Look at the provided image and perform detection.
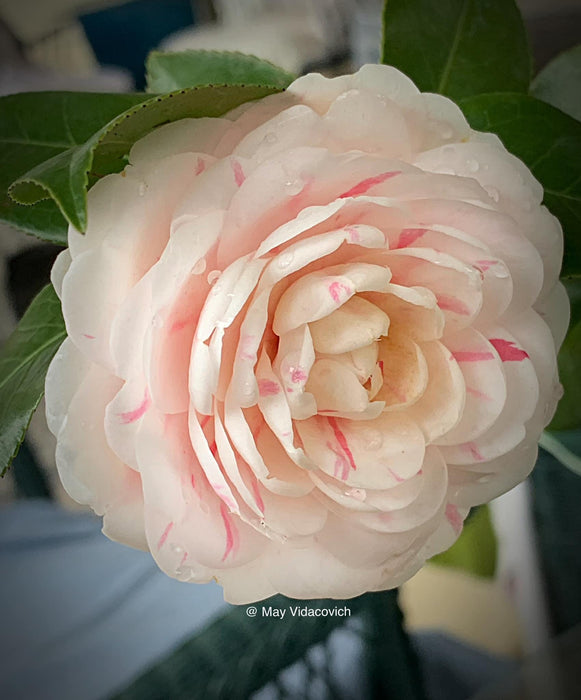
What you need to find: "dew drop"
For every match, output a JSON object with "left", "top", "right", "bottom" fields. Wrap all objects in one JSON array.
[
  {"left": 207, "top": 269, "right": 221, "bottom": 286},
  {"left": 264, "top": 132, "right": 277, "bottom": 144},
  {"left": 285, "top": 178, "right": 303, "bottom": 196},
  {"left": 363, "top": 429, "right": 383, "bottom": 450},
  {"left": 138, "top": 182, "right": 147, "bottom": 196},
  {"left": 345, "top": 488, "right": 367, "bottom": 501},
  {"left": 278, "top": 251, "right": 294, "bottom": 269},
  {"left": 440, "top": 126, "right": 454, "bottom": 140},
  {"left": 170, "top": 544, "right": 183, "bottom": 554},
  {"left": 467, "top": 159, "right": 479, "bottom": 173},
  {"left": 485, "top": 186, "right": 500, "bottom": 203},
  {"left": 192, "top": 258, "right": 206, "bottom": 275}
]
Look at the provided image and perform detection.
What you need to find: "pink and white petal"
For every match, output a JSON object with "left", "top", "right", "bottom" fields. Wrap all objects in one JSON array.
[
  {"left": 524, "top": 206, "right": 564, "bottom": 302},
  {"left": 272, "top": 324, "right": 317, "bottom": 420},
  {"left": 258, "top": 486, "right": 328, "bottom": 538},
  {"left": 417, "top": 92, "right": 471, "bottom": 149},
  {"left": 309, "top": 296, "right": 390, "bottom": 355},
  {"left": 254, "top": 426, "right": 315, "bottom": 497},
  {"left": 409, "top": 199, "right": 543, "bottom": 316},
  {"left": 45, "top": 338, "right": 92, "bottom": 437},
  {"left": 306, "top": 358, "right": 370, "bottom": 413},
  {"left": 385, "top": 248, "right": 483, "bottom": 332},
  {"left": 104, "top": 376, "right": 150, "bottom": 470},
  {"left": 233, "top": 104, "right": 326, "bottom": 162},
  {"left": 375, "top": 333, "right": 428, "bottom": 409},
  {"left": 297, "top": 413, "right": 425, "bottom": 489},
  {"left": 441, "top": 327, "right": 539, "bottom": 464},
  {"left": 438, "top": 328, "right": 507, "bottom": 444},
  {"left": 287, "top": 71, "right": 354, "bottom": 114},
  {"left": 370, "top": 283, "right": 445, "bottom": 341},
  {"left": 404, "top": 341, "right": 466, "bottom": 442},
  {"left": 255, "top": 350, "right": 315, "bottom": 470},
  {"left": 413, "top": 141, "right": 542, "bottom": 212},
  {"left": 273, "top": 262, "right": 391, "bottom": 335},
  {"left": 188, "top": 409, "right": 240, "bottom": 514},
  {"left": 348, "top": 447, "right": 448, "bottom": 533},
  {"left": 309, "top": 467, "right": 423, "bottom": 514},
  {"left": 324, "top": 88, "right": 412, "bottom": 158},
  {"left": 50, "top": 248, "right": 71, "bottom": 299},
  {"left": 110, "top": 274, "right": 152, "bottom": 380},
  {"left": 216, "top": 558, "right": 278, "bottom": 605},
  {"left": 128, "top": 117, "right": 232, "bottom": 164},
  {"left": 534, "top": 282, "right": 570, "bottom": 352},
  {"left": 449, "top": 438, "right": 539, "bottom": 508},
  {"left": 137, "top": 411, "right": 262, "bottom": 574},
  {"left": 101, "top": 468, "right": 148, "bottom": 551}
]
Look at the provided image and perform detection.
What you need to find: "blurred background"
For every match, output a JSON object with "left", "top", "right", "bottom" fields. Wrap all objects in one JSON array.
[{"left": 0, "top": 1, "right": 580, "bottom": 698}]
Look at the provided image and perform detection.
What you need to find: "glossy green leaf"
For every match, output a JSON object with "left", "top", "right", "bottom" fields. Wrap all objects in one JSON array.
[
  {"left": 460, "top": 93, "right": 581, "bottom": 277},
  {"left": 532, "top": 45, "right": 581, "bottom": 122},
  {"left": 0, "top": 91, "right": 153, "bottom": 244},
  {"left": 431, "top": 505, "right": 497, "bottom": 577},
  {"left": 381, "top": 0, "right": 531, "bottom": 100},
  {"left": 7, "top": 84, "right": 282, "bottom": 233},
  {"left": 550, "top": 277, "right": 581, "bottom": 431},
  {"left": 0, "top": 285, "right": 66, "bottom": 476},
  {"left": 146, "top": 50, "right": 294, "bottom": 93}
]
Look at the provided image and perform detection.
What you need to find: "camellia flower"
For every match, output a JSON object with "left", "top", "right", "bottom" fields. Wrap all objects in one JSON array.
[{"left": 46, "top": 64, "right": 568, "bottom": 603}]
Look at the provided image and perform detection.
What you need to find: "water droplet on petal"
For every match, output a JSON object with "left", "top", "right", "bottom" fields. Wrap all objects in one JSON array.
[
  {"left": 440, "top": 126, "right": 454, "bottom": 140},
  {"left": 170, "top": 544, "right": 183, "bottom": 554},
  {"left": 485, "top": 186, "right": 500, "bottom": 203},
  {"left": 345, "top": 488, "right": 367, "bottom": 501},
  {"left": 264, "top": 132, "right": 277, "bottom": 144},
  {"left": 285, "top": 178, "right": 303, "bottom": 196},
  {"left": 363, "top": 429, "right": 383, "bottom": 450},
  {"left": 467, "top": 159, "right": 479, "bottom": 173},
  {"left": 138, "top": 182, "right": 147, "bottom": 196},
  {"left": 207, "top": 269, "right": 221, "bottom": 286}
]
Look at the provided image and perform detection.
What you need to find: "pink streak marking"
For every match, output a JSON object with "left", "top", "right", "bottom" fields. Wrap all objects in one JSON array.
[
  {"left": 231, "top": 159, "right": 245, "bottom": 187},
  {"left": 82, "top": 333, "right": 96, "bottom": 340},
  {"left": 465, "top": 441, "right": 485, "bottom": 462},
  {"left": 119, "top": 389, "right": 150, "bottom": 425},
  {"left": 328, "top": 281, "right": 352, "bottom": 303},
  {"left": 290, "top": 367, "right": 308, "bottom": 384},
  {"left": 388, "top": 468, "right": 405, "bottom": 483},
  {"left": 238, "top": 334, "right": 256, "bottom": 361},
  {"left": 212, "top": 483, "right": 238, "bottom": 512},
  {"left": 446, "top": 504, "right": 463, "bottom": 535},
  {"left": 200, "top": 415, "right": 211, "bottom": 430},
  {"left": 258, "top": 378, "right": 280, "bottom": 397},
  {"left": 327, "top": 441, "right": 349, "bottom": 481},
  {"left": 378, "top": 360, "right": 384, "bottom": 377},
  {"left": 489, "top": 338, "right": 530, "bottom": 362},
  {"left": 467, "top": 386, "right": 492, "bottom": 401},
  {"left": 339, "top": 170, "right": 401, "bottom": 199},
  {"left": 328, "top": 417, "right": 357, "bottom": 472},
  {"left": 452, "top": 350, "right": 495, "bottom": 362},
  {"left": 436, "top": 294, "right": 471, "bottom": 316},
  {"left": 191, "top": 474, "right": 196, "bottom": 490},
  {"left": 346, "top": 226, "right": 360, "bottom": 243},
  {"left": 170, "top": 318, "right": 190, "bottom": 333},
  {"left": 397, "top": 228, "right": 427, "bottom": 249},
  {"left": 157, "top": 522, "right": 173, "bottom": 551},
  {"left": 251, "top": 480, "right": 265, "bottom": 514},
  {"left": 209, "top": 441, "right": 218, "bottom": 459},
  {"left": 179, "top": 551, "right": 188, "bottom": 567},
  {"left": 195, "top": 157, "right": 206, "bottom": 175},
  {"left": 474, "top": 259, "right": 498, "bottom": 273},
  {"left": 220, "top": 503, "right": 237, "bottom": 561}
]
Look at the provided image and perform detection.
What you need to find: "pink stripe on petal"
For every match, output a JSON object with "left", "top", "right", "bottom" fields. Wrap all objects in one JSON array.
[
  {"left": 466, "top": 386, "right": 492, "bottom": 401},
  {"left": 119, "top": 389, "right": 150, "bottom": 424},
  {"left": 388, "top": 468, "right": 405, "bottom": 483},
  {"left": 474, "top": 259, "right": 498, "bottom": 273},
  {"left": 251, "top": 480, "right": 265, "bottom": 514},
  {"left": 489, "top": 338, "right": 530, "bottom": 362},
  {"left": 231, "top": 159, "right": 245, "bottom": 187},
  {"left": 446, "top": 504, "right": 463, "bottom": 535},
  {"left": 290, "top": 367, "right": 308, "bottom": 384},
  {"left": 339, "top": 171, "right": 401, "bottom": 198},
  {"left": 195, "top": 157, "right": 206, "bottom": 175},
  {"left": 220, "top": 503, "right": 238, "bottom": 561},
  {"left": 328, "top": 281, "right": 352, "bottom": 303},
  {"left": 346, "top": 226, "right": 361, "bottom": 243},
  {"left": 82, "top": 333, "right": 96, "bottom": 340},
  {"left": 258, "top": 379, "right": 280, "bottom": 397},
  {"left": 436, "top": 294, "right": 471, "bottom": 315},
  {"left": 328, "top": 417, "right": 357, "bottom": 471},
  {"left": 157, "top": 522, "right": 173, "bottom": 550},
  {"left": 396, "top": 228, "right": 427, "bottom": 248},
  {"left": 465, "top": 441, "right": 485, "bottom": 462},
  {"left": 452, "top": 350, "right": 495, "bottom": 362}
]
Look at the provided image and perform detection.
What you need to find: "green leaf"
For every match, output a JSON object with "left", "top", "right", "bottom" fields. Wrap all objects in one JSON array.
[
  {"left": 381, "top": 0, "right": 531, "bottom": 100},
  {"left": 550, "top": 277, "right": 581, "bottom": 431},
  {"left": 0, "top": 284, "right": 66, "bottom": 476},
  {"left": 431, "top": 505, "right": 497, "bottom": 577},
  {"left": 146, "top": 50, "right": 294, "bottom": 93},
  {"left": 460, "top": 93, "right": 581, "bottom": 277},
  {"left": 6, "top": 84, "right": 282, "bottom": 234},
  {"left": 532, "top": 45, "right": 581, "bottom": 122},
  {"left": 0, "top": 91, "right": 154, "bottom": 244}
]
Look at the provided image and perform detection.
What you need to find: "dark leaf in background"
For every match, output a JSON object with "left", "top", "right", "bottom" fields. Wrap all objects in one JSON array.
[
  {"left": 381, "top": 0, "right": 531, "bottom": 100},
  {"left": 532, "top": 44, "right": 581, "bottom": 122}
]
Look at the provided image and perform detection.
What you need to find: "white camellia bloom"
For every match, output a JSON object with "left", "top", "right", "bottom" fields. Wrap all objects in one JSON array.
[{"left": 46, "top": 64, "right": 568, "bottom": 603}]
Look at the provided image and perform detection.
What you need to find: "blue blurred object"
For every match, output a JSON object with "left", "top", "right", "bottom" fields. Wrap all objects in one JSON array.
[{"left": 79, "top": 0, "right": 196, "bottom": 89}]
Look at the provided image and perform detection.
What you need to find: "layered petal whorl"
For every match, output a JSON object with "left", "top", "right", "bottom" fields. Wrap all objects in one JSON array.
[{"left": 46, "top": 64, "right": 568, "bottom": 603}]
